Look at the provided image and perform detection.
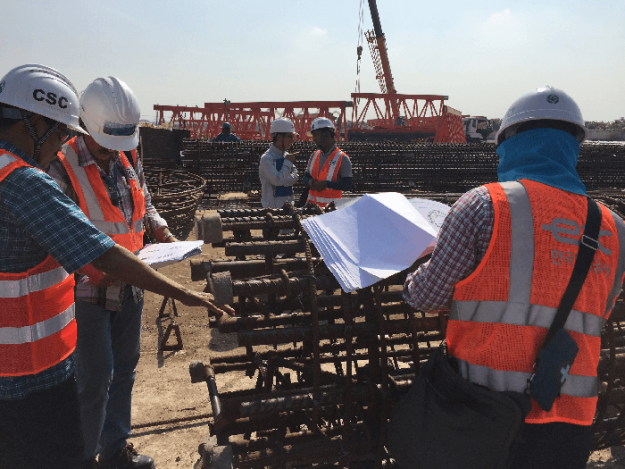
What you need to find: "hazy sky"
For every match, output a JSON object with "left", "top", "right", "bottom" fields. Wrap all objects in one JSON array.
[{"left": 2, "top": 0, "right": 624, "bottom": 122}]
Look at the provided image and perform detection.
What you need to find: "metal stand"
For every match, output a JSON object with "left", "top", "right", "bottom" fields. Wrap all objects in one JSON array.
[{"left": 159, "top": 296, "right": 183, "bottom": 351}]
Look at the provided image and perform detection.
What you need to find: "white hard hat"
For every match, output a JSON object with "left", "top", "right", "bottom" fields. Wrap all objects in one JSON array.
[
  {"left": 496, "top": 86, "right": 586, "bottom": 146},
  {"left": 0, "top": 64, "right": 86, "bottom": 133},
  {"left": 80, "top": 77, "right": 140, "bottom": 151},
  {"left": 270, "top": 118, "right": 296, "bottom": 135},
  {"left": 310, "top": 117, "right": 335, "bottom": 133}
]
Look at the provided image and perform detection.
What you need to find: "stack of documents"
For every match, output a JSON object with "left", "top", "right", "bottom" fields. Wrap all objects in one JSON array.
[
  {"left": 302, "top": 193, "right": 451, "bottom": 292},
  {"left": 137, "top": 240, "right": 204, "bottom": 270}
]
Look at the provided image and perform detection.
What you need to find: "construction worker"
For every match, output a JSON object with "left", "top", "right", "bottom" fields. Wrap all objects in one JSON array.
[
  {"left": 210, "top": 121, "right": 241, "bottom": 142},
  {"left": 303, "top": 117, "right": 352, "bottom": 208},
  {"left": 0, "top": 64, "right": 230, "bottom": 469},
  {"left": 47, "top": 77, "right": 175, "bottom": 469},
  {"left": 259, "top": 117, "right": 298, "bottom": 209},
  {"left": 403, "top": 86, "right": 625, "bottom": 469}
]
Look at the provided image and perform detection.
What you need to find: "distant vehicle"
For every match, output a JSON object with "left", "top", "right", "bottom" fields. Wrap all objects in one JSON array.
[{"left": 463, "top": 116, "right": 493, "bottom": 143}]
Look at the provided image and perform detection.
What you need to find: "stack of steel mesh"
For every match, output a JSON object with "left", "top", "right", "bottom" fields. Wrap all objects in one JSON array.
[
  {"left": 181, "top": 140, "right": 625, "bottom": 195},
  {"left": 189, "top": 194, "right": 625, "bottom": 468}
]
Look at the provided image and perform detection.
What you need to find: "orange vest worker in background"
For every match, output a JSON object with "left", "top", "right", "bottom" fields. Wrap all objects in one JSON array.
[{"left": 303, "top": 117, "right": 352, "bottom": 208}]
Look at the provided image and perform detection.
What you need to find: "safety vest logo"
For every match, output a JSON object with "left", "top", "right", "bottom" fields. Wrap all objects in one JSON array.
[
  {"left": 125, "top": 167, "right": 138, "bottom": 181},
  {"left": 541, "top": 217, "right": 612, "bottom": 255},
  {"left": 546, "top": 94, "right": 560, "bottom": 104}
]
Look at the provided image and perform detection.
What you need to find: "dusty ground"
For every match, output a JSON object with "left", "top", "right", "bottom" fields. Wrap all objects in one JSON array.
[{"left": 127, "top": 209, "right": 625, "bottom": 469}]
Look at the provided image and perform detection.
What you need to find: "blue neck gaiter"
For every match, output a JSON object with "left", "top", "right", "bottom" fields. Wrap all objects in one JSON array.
[{"left": 496, "top": 128, "right": 586, "bottom": 196}]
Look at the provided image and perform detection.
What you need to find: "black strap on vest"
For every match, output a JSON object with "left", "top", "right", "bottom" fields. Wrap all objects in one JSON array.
[
  {"left": 542, "top": 197, "right": 602, "bottom": 347},
  {"left": 123, "top": 150, "right": 137, "bottom": 168}
]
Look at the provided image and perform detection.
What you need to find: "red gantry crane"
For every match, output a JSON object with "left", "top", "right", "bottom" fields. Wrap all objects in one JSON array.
[{"left": 154, "top": 1, "right": 465, "bottom": 143}]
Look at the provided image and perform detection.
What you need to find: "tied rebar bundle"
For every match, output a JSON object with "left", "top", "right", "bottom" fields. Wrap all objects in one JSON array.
[
  {"left": 142, "top": 165, "right": 206, "bottom": 234},
  {"left": 180, "top": 140, "right": 625, "bottom": 195},
  {"left": 189, "top": 193, "right": 625, "bottom": 469}
]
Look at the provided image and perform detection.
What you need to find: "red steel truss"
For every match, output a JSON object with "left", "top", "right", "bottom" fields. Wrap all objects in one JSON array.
[
  {"left": 349, "top": 93, "right": 466, "bottom": 143},
  {"left": 154, "top": 95, "right": 465, "bottom": 143},
  {"left": 154, "top": 101, "right": 351, "bottom": 141}
]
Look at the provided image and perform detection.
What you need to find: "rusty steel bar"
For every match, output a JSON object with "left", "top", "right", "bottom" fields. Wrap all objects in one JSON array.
[
  {"left": 225, "top": 240, "right": 307, "bottom": 256},
  {"left": 191, "top": 258, "right": 321, "bottom": 281},
  {"left": 211, "top": 233, "right": 301, "bottom": 248},
  {"left": 211, "top": 342, "right": 440, "bottom": 374},
  {"left": 228, "top": 424, "right": 352, "bottom": 454},
  {"left": 237, "top": 317, "right": 441, "bottom": 347},
  {"left": 215, "top": 301, "right": 416, "bottom": 333},
  {"left": 225, "top": 383, "right": 372, "bottom": 420},
  {"left": 230, "top": 274, "right": 338, "bottom": 297},
  {"left": 209, "top": 329, "right": 443, "bottom": 366}
]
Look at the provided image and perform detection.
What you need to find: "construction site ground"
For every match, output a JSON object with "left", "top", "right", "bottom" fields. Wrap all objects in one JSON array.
[{"left": 129, "top": 203, "right": 625, "bottom": 469}]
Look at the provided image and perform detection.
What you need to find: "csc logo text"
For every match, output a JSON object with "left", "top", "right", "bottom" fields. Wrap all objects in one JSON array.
[{"left": 32, "top": 89, "right": 68, "bottom": 109}]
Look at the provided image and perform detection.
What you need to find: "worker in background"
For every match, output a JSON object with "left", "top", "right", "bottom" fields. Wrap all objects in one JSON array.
[
  {"left": 0, "top": 64, "right": 230, "bottom": 469},
  {"left": 48, "top": 77, "right": 175, "bottom": 469},
  {"left": 210, "top": 121, "right": 241, "bottom": 142},
  {"left": 259, "top": 117, "right": 298, "bottom": 209},
  {"left": 402, "top": 86, "right": 625, "bottom": 469},
  {"left": 302, "top": 117, "right": 352, "bottom": 208}
]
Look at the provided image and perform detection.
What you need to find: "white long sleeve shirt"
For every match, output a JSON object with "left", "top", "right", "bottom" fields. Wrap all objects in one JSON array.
[{"left": 259, "top": 143, "right": 299, "bottom": 208}]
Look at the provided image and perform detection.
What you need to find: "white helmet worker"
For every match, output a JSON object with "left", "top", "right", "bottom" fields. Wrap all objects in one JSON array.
[
  {"left": 0, "top": 64, "right": 87, "bottom": 160},
  {"left": 270, "top": 118, "right": 296, "bottom": 136},
  {"left": 80, "top": 77, "right": 140, "bottom": 152},
  {"left": 496, "top": 86, "right": 586, "bottom": 146},
  {"left": 309, "top": 117, "right": 335, "bottom": 135}
]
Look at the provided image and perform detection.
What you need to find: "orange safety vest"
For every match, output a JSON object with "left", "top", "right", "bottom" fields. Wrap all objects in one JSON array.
[
  {"left": 306, "top": 147, "right": 348, "bottom": 208},
  {"left": 0, "top": 149, "right": 76, "bottom": 376},
  {"left": 58, "top": 137, "right": 145, "bottom": 253},
  {"left": 448, "top": 180, "right": 625, "bottom": 426}
]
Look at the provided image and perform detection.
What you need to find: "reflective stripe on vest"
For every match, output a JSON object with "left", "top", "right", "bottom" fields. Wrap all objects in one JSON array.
[
  {"left": 0, "top": 149, "right": 77, "bottom": 376},
  {"left": 0, "top": 265, "right": 70, "bottom": 298},
  {"left": 59, "top": 139, "right": 145, "bottom": 252},
  {"left": 0, "top": 153, "right": 16, "bottom": 170},
  {"left": 0, "top": 151, "right": 30, "bottom": 180},
  {"left": 307, "top": 148, "right": 345, "bottom": 207},
  {"left": 455, "top": 359, "right": 598, "bottom": 398},
  {"left": 450, "top": 301, "right": 605, "bottom": 337},
  {"left": 0, "top": 303, "right": 74, "bottom": 345},
  {"left": 448, "top": 180, "right": 623, "bottom": 425}
]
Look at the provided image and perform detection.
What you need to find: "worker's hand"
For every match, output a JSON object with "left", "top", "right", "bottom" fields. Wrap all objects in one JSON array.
[
  {"left": 312, "top": 180, "right": 328, "bottom": 191},
  {"left": 179, "top": 289, "right": 235, "bottom": 316},
  {"left": 285, "top": 153, "right": 297, "bottom": 164},
  {"left": 159, "top": 229, "right": 179, "bottom": 243}
]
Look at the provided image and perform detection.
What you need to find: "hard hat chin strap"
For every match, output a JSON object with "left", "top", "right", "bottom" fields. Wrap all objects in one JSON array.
[{"left": 20, "top": 110, "right": 59, "bottom": 164}]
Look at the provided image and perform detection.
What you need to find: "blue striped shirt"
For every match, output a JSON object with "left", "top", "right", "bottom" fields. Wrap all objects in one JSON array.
[{"left": 0, "top": 139, "right": 116, "bottom": 399}]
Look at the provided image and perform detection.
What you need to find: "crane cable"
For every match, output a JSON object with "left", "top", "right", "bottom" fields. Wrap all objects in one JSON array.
[{"left": 355, "top": 0, "right": 366, "bottom": 106}]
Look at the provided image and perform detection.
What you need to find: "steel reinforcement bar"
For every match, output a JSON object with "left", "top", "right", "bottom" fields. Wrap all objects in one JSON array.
[
  {"left": 189, "top": 190, "right": 625, "bottom": 469},
  {"left": 180, "top": 140, "right": 625, "bottom": 195}
]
